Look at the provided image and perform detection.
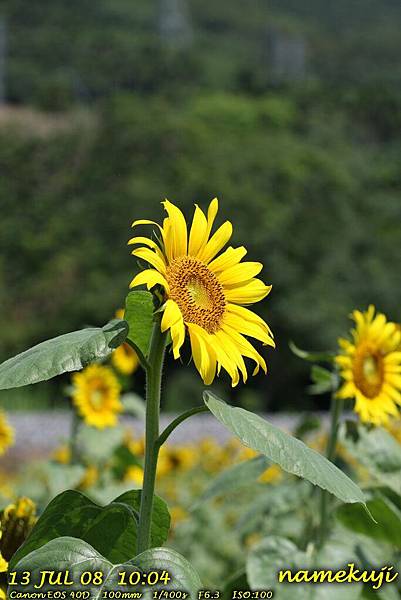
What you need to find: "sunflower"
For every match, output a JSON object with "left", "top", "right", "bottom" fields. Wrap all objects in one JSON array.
[
  {"left": 72, "top": 364, "right": 122, "bottom": 429},
  {"left": 129, "top": 198, "right": 274, "bottom": 386},
  {"left": 125, "top": 465, "right": 144, "bottom": 486},
  {"left": 0, "top": 412, "right": 14, "bottom": 457},
  {"left": 335, "top": 305, "right": 401, "bottom": 426},
  {"left": 111, "top": 309, "right": 140, "bottom": 375}
]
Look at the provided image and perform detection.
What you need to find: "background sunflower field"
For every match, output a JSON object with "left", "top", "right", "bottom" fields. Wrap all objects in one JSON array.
[{"left": 1, "top": 1, "right": 401, "bottom": 596}]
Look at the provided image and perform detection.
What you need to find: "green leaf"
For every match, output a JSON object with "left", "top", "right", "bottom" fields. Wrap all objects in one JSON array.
[
  {"left": 78, "top": 423, "right": 125, "bottom": 461},
  {"left": 10, "top": 537, "right": 114, "bottom": 598},
  {"left": 340, "top": 425, "right": 401, "bottom": 495},
  {"left": 247, "top": 536, "right": 362, "bottom": 600},
  {"left": 289, "top": 341, "right": 334, "bottom": 363},
  {"left": 114, "top": 490, "right": 171, "bottom": 548},
  {"left": 204, "top": 392, "right": 366, "bottom": 507},
  {"left": 132, "top": 547, "right": 202, "bottom": 599},
  {"left": 353, "top": 426, "right": 401, "bottom": 472},
  {"left": 9, "top": 489, "right": 139, "bottom": 569},
  {"left": 236, "top": 480, "right": 311, "bottom": 536},
  {"left": 10, "top": 489, "right": 171, "bottom": 571},
  {"left": 11, "top": 538, "right": 202, "bottom": 599},
  {"left": 337, "top": 493, "right": 401, "bottom": 546},
  {"left": 124, "top": 290, "right": 154, "bottom": 361},
  {"left": 194, "top": 455, "right": 271, "bottom": 507},
  {"left": 247, "top": 537, "right": 310, "bottom": 599},
  {"left": 308, "top": 365, "right": 339, "bottom": 395},
  {"left": 222, "top": 571, "right": 250, "bottom": 600},
  {"left": 0, "top": 319, "right": 128, "bottom": 390}
]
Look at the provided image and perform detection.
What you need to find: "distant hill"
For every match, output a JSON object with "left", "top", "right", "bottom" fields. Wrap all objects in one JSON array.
[{"left": 3, "top": 0, "right": 401, "bottom": 108}]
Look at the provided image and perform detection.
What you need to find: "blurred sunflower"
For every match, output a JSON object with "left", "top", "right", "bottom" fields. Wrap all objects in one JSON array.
[
  {"left": 1, "top": 497, "right": 36, "bottom": 561},
  {"left": 125, "top": 465, "right": 144, "bottom": 486},
  {"left": 129, "top": 198, "right": 274, "bottom": 386},
  {"left": 52, "top": 444, "right": 71, "bottom": 464},
  {"left": 78, "top": 465, "right": 99, "bottom": 490},
  {"left": 111, "top": 309, "right": 140, "bottom": 375},
  {"left": 72, "top": 364, "right": 122, "bottom": 429},
  {"left": 335, "top": 306, "right": 401, "bottom": 425},
  {"left": 0, "top": 412, "right": 14, "bottom": 456}
]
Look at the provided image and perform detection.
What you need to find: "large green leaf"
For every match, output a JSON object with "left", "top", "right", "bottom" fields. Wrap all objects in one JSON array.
[
  {"left": 204, "top": 392, "right": 366, "bottom": 506},
  {"left": 9, "top": 490, "right": 139, "bottom": 568},
  {"left": 10, "top": 489, "right": 170, "bottom": 570},
  {"left": 194, "top": 455, "right": 270, "bottom": 507},
  {"left": 247, "top": 537, "right": 310, "bottom": 600},
  {"left": 340, "top": 425, "right": 401, "bottom": 495},
  {"left": 337, "top": 493, "right": 401, "bottom": 547},
  {"left": 0, "top": 319, "right": 128, "bottom": 390},
  {"left": 247, "top": 536, "right": 362, "bottom": 600},
  {"left": 124, "top": 290, "right": 154, "bottom": 361},
  {"left": 341, "top": 425, "right": 401, "bottom": 473},
  {"left": 114, "top": 490, "right": 171, "bottom": 548},
  {"left": 133, "top": 547, "right": 202, "bottom": 598},
  {"left": 10, "top": 537, "right": 201, "bottom": 599},
  {"left": 78, "top": 423, "right": 125, "bottom": 461},
  {"left": 10, "top": 537, "right": 115, "bottom": 599}
]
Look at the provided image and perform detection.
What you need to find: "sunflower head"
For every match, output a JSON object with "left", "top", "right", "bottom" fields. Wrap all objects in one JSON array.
[
  {"left": 72, "top": 364, "right": 122, "bottom": 429},
  {"left": 78, "top": 465, "right": 99, "bottom": 490},
  {"left": 125, "top": 465, "right": 144, "bottom": 486},
  {"left": 129, "top": 198, "right": 274, "bottom": 386},
  {"left": 1, "top": 497, "right": 37, "bottom": 561},
  {"left": 52, "top": 444, "right": 71, "bottom": 465},
  {"left": 0, "top": 412, "right": 14, "bottom": 457},
  {"left": 335, "top": 305, "right": 401, "bottom": 426}
]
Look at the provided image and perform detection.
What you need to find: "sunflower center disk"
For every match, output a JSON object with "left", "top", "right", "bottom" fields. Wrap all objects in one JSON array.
[
  {"left": 89, "top": 380, "right": 107, "bottom": 409},
  {"left": 166, "top": 257, "right": 226, "bottom": 334},
  {"left": 353, "top": 345, "right": 384, "bottom": 398}
]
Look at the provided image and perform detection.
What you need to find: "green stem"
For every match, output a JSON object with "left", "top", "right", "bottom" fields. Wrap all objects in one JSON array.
[
  {"left": 318, "top": 396, "right": 343, "bottom": 547},
  {"left": 136, "top": 315, "right": 167, "bottom": 554},
  {"left": 157, "top": 406, "right": 209, "bottom": 448}
]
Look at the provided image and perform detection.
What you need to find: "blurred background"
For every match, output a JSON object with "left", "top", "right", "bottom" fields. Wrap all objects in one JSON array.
[{"left": 1, "top": 0, "right": 401, "bottom": 414}]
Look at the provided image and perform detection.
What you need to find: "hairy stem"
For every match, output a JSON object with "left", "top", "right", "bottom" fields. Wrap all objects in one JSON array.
[
  {"left": 136, "top": 315, "right": 167, "bottom": 554},
  {"left": 318, "top": 396, "right": 343, "bottom": 547}
]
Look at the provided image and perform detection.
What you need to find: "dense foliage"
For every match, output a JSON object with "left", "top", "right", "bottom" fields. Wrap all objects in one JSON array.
[{"left": 1, "top": 0, "right": 401, "bottom": 410}]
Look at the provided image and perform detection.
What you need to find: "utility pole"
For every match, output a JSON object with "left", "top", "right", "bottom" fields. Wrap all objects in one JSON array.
[{"left": 158, "top": 0, "right": 192, "bottom": 49}]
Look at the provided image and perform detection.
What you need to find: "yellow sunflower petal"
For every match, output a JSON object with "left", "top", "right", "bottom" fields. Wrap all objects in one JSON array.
[
  {"left": 171, "top": 318, "right": 186, "bottom": 359},
  {"left": 131, "top": 219, "right": 163, "bottom": 231},
  {"left": 224, "top": 279, "right": 272, "bottom": 305},
  {"left": 162, "top": 199, "right": 188, "bottom": 259},
  {"left": 129, "top": 269, "right": 170, "bottom": 292},
  {"left": 208, "top": 246, "right": 247, "bottom": 273},
  {"left": 187, "top": 323, "right": 217, "bottom": 385},
  {"left": 205, "top": 197, "right": 219, "bottom": 238},
  {"left": 131, "top": 247, "right": 167, "bottom": 275},
  {"left": 223, "top": 312, "right": 275, "bottom": 347},
  {"left": 218, "top": 261, "right": 263, "bottom": 287},
  {"left": 197, "top": 221, "right": 233, "bottom": 263},
  {"left": 128, "top": 236, "right": 162, "bottom": 251},
  {"left": 221, "top": 324, "right": 267, "bottom": 375},
  {"left": 161, "top": 299, "right": 183, "bottom": 332},
  {"left": 226, "top": 303, "right": 273, "bottom": 337},
  {"left": 215, "top": 330, "right": 248, "bottom": 383},
  {"left": 188, "top": 204, "right": 208, "bottom": 256}
]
